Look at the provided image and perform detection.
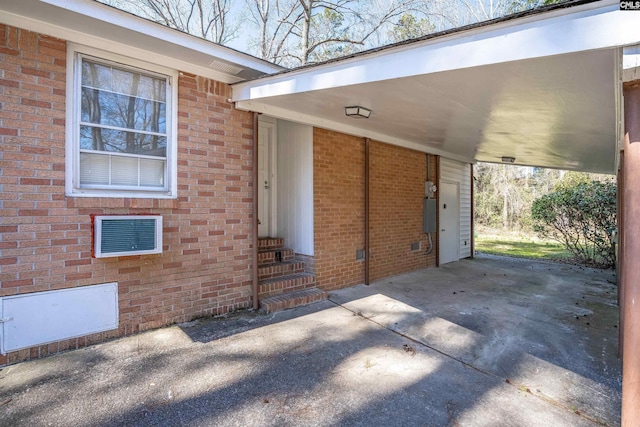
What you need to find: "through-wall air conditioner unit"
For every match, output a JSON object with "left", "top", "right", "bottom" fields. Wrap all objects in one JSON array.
[{"left": 93, "top": 215, "right": 163, "bottom": 258}]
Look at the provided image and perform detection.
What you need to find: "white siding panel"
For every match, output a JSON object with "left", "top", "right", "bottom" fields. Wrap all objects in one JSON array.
[
  {"left": 440, "top": 158, "right": 472, "bottom": 259},
  {"left": 276, "top": 120, "right": 314, "bottom": 255}
]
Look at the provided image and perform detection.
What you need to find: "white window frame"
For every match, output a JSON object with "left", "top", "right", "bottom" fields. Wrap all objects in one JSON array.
[
  {"left": 93, "top": 215, "right": 163, "bottom": 258},
  {"left": 65, "top": 44, "right": 178, "bottom": 198}
]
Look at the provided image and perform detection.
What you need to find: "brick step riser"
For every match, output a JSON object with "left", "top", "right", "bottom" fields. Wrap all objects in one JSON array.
[
  {"left": 258, "top": 238, "right": 284, "bottom": 250},
  {"left": 258, "top": 249, "right": 294, "bottom": 266},
  {"left": 258, "top": 282, "right": 316, "bottom": 299},
  {"left": 258, "top": 263, "right": 305, "bottom": 281},
  {"left": 260, "top": 288, "right": 327, "bottom": 314},
  {"left": 258, "top": 276, "right": 316, "bottom": 298}
]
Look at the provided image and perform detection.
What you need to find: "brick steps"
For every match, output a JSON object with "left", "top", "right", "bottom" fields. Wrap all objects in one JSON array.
[
  {"left": 260, "top": 287, "right": 327, "bottom": 314},
  {"left": 257, "top": 237, "right": 322, "bottom": 313},
  {"left": 258, "top": 260, "right": 305, "bottom": 280},
  {"left": 259, "top": 272, "right": 316, "bottom": 298}
]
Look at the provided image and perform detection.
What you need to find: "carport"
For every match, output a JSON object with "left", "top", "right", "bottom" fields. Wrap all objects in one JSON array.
[
  {"left": 0, "top": 255, "right": 621, "bottom": 426},
  {"left": 231, "top": 0, "right": 640, "bottom": 423}
]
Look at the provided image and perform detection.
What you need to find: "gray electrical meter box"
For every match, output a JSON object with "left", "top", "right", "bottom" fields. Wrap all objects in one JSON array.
[{"left": 423, "top": 198, "right": 437, "bottom": 233}]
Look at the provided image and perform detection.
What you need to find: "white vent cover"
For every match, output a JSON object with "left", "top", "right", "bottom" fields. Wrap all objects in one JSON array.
[
  {"left": 208, "top": 59, "right": 243, "bottom": 75},
  {"left": 94, "top": 215, "right": 163, "bottom": 258},
  {"left": 0, "top": 283, "right": 118, "bottom": 354}
]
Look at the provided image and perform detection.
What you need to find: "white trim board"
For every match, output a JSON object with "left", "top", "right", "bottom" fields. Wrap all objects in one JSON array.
[
  {"left": 0, "top": 0, "right": 283, "bottom": 84},
  {"left": 233, "top": 1, "right": 637, "bottom": 100}
]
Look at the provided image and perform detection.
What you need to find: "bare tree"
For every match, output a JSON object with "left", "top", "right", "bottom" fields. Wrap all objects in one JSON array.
[
  {"left": 246, "top": 0, "right": 420, "bottom": 66},
  {"left": 417, "top": 0, "right": 549, "bottom": 33},
  {"left": 474, "top": 163, "right": 538, "bottom": 231},
  {"left": 101, "top": 0, "right": 551, "bottom": 66},
  {"left": 102, "top": 0, "right": 238, "bottom": 44},
  {"left": 387, "top": 12, "right": 435, "bottom": 43},
  {"left": 245, "top": 0, "right": 300, "bottom": 64}
]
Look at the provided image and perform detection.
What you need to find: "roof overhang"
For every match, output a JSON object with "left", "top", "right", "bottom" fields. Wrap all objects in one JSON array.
[
  {"left": 233, "top": 0, "right": 640, "bottom": 173},
  {"left": 0, "top": 0, "right": 284, "bottom": 84}
]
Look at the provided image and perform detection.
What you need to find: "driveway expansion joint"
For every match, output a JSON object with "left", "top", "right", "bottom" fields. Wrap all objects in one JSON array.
[{"left": 327, "top": 294, "right": 612, "bottom": 426}]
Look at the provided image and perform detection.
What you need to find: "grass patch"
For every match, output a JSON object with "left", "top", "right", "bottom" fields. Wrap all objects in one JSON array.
[{"left": 475, "top": 232, "right": 571, "bottom": 261}]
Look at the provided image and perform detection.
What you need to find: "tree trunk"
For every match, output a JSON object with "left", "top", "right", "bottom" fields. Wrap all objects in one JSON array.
[
  {"left": 125, "top": 74, "right": 140, "bottom": 153},
  {"left": 87, "top": 63, "right": 103, "bottom": 151},
  {"left": 300, "top": 0, "right": 311, "bottom": 64},
  {"left": 260, "top": 0, "right": 268, "bottom": 59},
  {"left": 502, "top": 165, "right": 508, "bottom": 229}
]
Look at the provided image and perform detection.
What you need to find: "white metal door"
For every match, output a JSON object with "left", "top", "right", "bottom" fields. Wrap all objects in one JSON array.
[
  {"left": 439, "top": 181, "right": 460, "bottom": 265},
  {"left": 258, "top": 121, "right": 276, "bottom": 237}
]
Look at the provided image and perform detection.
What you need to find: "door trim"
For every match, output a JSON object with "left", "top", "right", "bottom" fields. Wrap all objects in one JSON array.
[
  {"left": 438, "top": 179, "right": 460, "bottom": 265},
  {"left": 258, "top": 117, "right": 278, "bottom": 237}
]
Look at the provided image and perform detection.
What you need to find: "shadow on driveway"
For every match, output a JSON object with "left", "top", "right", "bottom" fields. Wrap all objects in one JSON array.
[{"left": 0, "top": 255, "right": 620, "bottom": 426}]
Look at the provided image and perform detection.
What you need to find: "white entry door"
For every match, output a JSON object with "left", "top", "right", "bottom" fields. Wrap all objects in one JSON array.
[
  {"left": 258, "top": 120, "right": 276, "bottom": 237},
  {"left": 439, "top": 181, "right": 459, "bottom": 265}
]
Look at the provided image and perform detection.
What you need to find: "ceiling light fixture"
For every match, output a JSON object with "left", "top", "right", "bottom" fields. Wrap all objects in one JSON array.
[
  {"left": 345, "top": 106, "right": 372, "bottom": 119},
  {"left": 501, "top": 156, "right": 516, "bottom": 163}
]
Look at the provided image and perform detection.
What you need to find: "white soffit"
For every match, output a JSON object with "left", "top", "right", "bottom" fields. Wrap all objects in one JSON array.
[
  {"left": 233, "top": 0, "right": 637, "bottom": 173},
  {"left": 0, "top": 0, "right": 284, "bottom": 83}
]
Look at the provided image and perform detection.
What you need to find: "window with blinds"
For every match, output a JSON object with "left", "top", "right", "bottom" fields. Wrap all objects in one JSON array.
[{"left": 67, "top": 47, "right": 176, "bottom": 198}]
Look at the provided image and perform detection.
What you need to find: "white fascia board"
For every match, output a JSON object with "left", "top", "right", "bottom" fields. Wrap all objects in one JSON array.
[
  {"left": 236, "top": 100, "right": 474, "bottom": 164},
  {"left": 0, "top": 10, "right": 241, "bottom": 84},
  {"left": 233, "top": 1, "right": 638, "bottom": 101},
  {"left": 39, "top": 0, "right": 283, "bottom": 75},
  {"left": 0, "top": 0, "right": 283, "bottom": 83}
]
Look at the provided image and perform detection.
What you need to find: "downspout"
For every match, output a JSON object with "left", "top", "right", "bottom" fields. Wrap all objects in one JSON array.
[
  {"left": 365, "top": 138, "right": 370, "bottom": 286},
  {"left": 252, "top": 112, "right": 259, "bottom": 310},
  {"left": 436, "top": 156, "right": 441, "bottom": 267},
  {"left": 425, "top": 154, "right": 434, "bottom": 256}
]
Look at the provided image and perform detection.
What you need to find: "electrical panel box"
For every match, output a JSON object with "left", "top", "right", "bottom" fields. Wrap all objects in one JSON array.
[{"left": 423, "top": 198, "right": 437, "bottom": 233}]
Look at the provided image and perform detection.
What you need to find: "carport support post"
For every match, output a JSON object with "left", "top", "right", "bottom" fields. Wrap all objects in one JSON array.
[
  {"left": 618, "top": 150, "right": 625, "bottom": 357},
  {"left": 621, "top": 81, "right": 640, "bottom": 426}
]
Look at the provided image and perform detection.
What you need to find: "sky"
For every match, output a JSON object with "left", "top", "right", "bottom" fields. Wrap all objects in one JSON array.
[{"left": 99, "top": 0, "right": 555, "bottom": 65}]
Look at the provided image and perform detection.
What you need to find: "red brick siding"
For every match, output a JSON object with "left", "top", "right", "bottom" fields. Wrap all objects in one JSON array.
[
  {"left": 313, "top": 130, "right": 437, "bottom": 290},
  {"left": 313, "top": 129, "right": 365, "bottom": 290},
  {"left": 0, "top": 25, "right": 255, "bottom": 365},
  {"left": 369, "top": 141, "right": 437, "bottom": 281}
]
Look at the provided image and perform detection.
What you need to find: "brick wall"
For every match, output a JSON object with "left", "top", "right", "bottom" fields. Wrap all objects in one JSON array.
[
  {"left": 313, "top": 128, "right": 365, "bottom": 290},
  {"left": 369, "top": 141, "right": 437, "bottom": 281},
  {"left": 0, "top": 25, "right": 255, "bottom": 365},
  {"left": 313, "top": 130, "right": 438, "bottom": 291}
]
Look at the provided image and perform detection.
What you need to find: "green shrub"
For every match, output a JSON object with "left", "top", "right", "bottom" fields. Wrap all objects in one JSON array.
[{"left": 531, "top": 179, "right": 616, "bottom": 268}]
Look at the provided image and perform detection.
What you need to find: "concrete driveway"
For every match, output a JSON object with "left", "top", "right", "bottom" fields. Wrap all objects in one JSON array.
[{"left": 0, "top": 255, "right": 620, "bottom": 426}]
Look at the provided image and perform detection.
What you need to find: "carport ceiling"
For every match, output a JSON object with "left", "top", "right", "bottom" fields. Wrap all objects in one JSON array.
[
  {"left": 233, "top": 0, "right": 640, "bottom": 174},
  {"left": 240, "top": 50, "right": 617, "bottom": 173}
]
